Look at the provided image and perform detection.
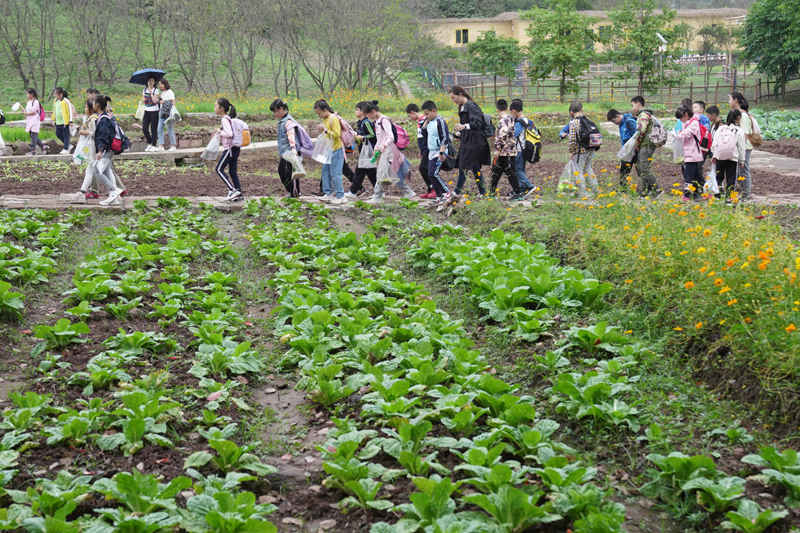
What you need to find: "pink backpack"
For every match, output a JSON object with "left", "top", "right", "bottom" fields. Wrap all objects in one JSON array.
[
  {"left": 36, "top": 100, "right": 45, "bottom": 121},
  {"left": 713, "top": 125, "right": 737, "bottom": 161},
  {"left": 335, "top": 114, "right": 356, "bottom": 149},
  {"left": 391, "top": 122, "right": 410, "bottom": 150}
]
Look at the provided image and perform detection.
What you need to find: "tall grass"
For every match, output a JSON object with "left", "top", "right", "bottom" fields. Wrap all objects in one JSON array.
[{"left": 0, "top": 126, "right": 57, "bottom": 143}]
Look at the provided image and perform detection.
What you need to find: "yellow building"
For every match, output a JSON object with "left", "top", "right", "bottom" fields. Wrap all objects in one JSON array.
[{"left": 426, "top": 8, "right": 746, "bottom": 51}]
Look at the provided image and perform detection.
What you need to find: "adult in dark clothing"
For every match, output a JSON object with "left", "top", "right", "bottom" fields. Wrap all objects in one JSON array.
[{"left": 449, "top": 86, "right": 490, "bottom": 196}]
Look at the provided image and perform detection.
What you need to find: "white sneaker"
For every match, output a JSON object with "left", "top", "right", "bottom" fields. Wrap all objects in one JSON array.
[
  {"left": 330, "top": 197, "right": 347, "bottom": 205},
  {"left": 145, "top": 145, "right": 153, "bottom": 152},
  {"left": 59, "top": 149, "right": 70, "bottom": 155},
  {"left": 224, "top": 190, "right": 242, "bottom": 201},
  {"left": 69, "top": 192, "right": 85, "bottom": 203},
  {"left": 366, "top": 197, "right": 383, "bottom": 205},
  {"left": 319, "top": 194, "right": 334, "bottom": 203},
  {"left": 167, "top": 146, "right": 177, "bottom": 152},
  {"left": 100, "top": 198, "right": 120, "bottom": 207},
  {"left": 153, "top": 146, "right": 165, "bottom": 152},
  {"left": 344, "top": 191, "right": 358, "bottom": 199},
  {"left": 404, "top": 191, "right": 418, "bottom": 199},
  {"left": 99, "top": 188, "right": 123, "bottom": 205}
]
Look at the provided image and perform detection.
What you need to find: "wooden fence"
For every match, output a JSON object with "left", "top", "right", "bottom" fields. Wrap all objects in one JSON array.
[{"left": 452, "top": 75, "right": 799, "bottom": 108}]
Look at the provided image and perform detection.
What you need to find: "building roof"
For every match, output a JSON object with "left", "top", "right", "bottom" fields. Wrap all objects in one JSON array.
[{"left": 425, "top": 8, "right": 748, "bottom": 24}]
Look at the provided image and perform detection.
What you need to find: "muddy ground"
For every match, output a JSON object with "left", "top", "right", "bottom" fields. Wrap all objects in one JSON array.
[{"left": 2, "top": 140, "right": 800, "bottom": 199}]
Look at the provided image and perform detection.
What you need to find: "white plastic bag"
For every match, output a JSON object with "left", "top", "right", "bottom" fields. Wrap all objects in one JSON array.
[
  {"left": 558, "top": 159, "right": 578, "bottom": 192},
  {"left": 704, "top": 162, "right": 719, "bottom": 195},
  {"left": 0, "top": 131, "right": 5, "bottom": 151},
  {"left": 358, "top": 142, "right": 377, "bottom": 169},
  {"left": 200, "top": 134, "right": 221, "bottom": 161},
  {"left": 95, "top": 155, "right": 111, "bottom": 175},
  {"left": 165, "top": 105, "right": 181, "bottom": 127},
  {"left": 616, "top": 136, "right": 637, "bottom": 162},
  {"left": 135, "top": 101, "right": 145, "bottom": 121},
  {"left": 282, "top": 151, "right": 307, "bottom": 179},
  {"left": 672, "top": 136, "right": 684, "bottom": 164},
  {"left": 311, "top": 135, "right": 333, "bottom": 164},
  {"left": 73, "top": 136, "right": 91, "bottom": 165},
  {"left": 376, "top": 150, "right": 400, "bottom": 185}
]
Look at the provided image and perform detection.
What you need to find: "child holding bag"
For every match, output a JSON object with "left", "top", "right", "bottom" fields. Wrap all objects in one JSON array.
[
  {"left": 215, "top": 98, "right": 243, "bottom": 201},
  {"left": 345, "top": 100, "right": 377, "bottom": 199},
  {"left": 364, "top": 101, "right": 416, "bottom": 205}
]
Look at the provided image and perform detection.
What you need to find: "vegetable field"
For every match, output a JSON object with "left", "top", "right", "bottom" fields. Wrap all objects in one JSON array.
[{"left": 1, "top": 197, "right": 799, "bottom": 533}]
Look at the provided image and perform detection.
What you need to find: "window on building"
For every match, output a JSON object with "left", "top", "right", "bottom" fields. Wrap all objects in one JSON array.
[
  {"left": 598, "top": 25, "right": 611, "bottom": 39},
  {"left": 456, "top": 29, "right": 469, "bottom": 44}
]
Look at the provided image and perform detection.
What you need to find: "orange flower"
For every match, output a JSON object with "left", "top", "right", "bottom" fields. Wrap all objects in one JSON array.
[
  {"left": 695, "top": 322, "right": 703, "bottom": 329},
  {"left": 685, "top": 281, "right": 695, "bottom": 289},
  {"left": 727, "top": 299, "right": 738, "bottom": 305},
  {"left": 726, "top": 259, "right": 736, "bottom": 267},
  {"left": 714, "top": 278, "right": 724, "bottom": 287},
  {"left": 787, "top": 324, "right": 797, "bottom": 333}
]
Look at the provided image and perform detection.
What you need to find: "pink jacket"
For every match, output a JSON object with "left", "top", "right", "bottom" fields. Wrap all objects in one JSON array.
[
  {"left": 675, "top": 117, "right": 703, "bottom": 163},
  {"left": 219, "top": 116, "right": 234, "bottom": 150}
]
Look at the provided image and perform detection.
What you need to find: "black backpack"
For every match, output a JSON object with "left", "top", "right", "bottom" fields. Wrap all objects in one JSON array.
[
  {"left": 482, "top": 113, "right": 495, "bottom": 137},
  {"left": 0, "top": 109, "right": 5, "bottom": 125},
  {"left": 577, "top": 115, "right": 602, "bottom": 151}
]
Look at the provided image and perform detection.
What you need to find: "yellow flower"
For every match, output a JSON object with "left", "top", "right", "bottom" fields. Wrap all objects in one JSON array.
[
  {"left": 714, "top": 278, "right": 724, "bottom": 287},
  {"left": 674, "top": 327, "right": 683, "bottom": 331},
  {"left": 685, "top": 281, "right": 695, "bottom": 289},
  {"left": 664, "top": 252, "right": 672, "bottom": 257},
  {"left": 727, "top": 299, "right": 738, "bottom": 305},
  {"left": 703, "top": 229, "right": 712, "bottom": 237},
  {"left": 719, "top": 286, "right": 731, "bottom": 294},
  {"left": 695, "top": 322, "right": 703, "bottom": 329},
  {"left": 465, "top": 200, "right": 471, "bottom": 205},
  {"left": 625, "top": 279, "right": 633, "bottom": 284}
]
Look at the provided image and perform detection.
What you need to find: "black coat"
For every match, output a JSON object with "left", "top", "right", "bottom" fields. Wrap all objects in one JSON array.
[{"left": 455, "top": 100, "right": 491, "bottom": 170}]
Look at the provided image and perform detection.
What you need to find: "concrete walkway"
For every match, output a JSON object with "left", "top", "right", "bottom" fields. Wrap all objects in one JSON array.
[{"left": 0, "top": 139, "right": 279, "bottom": 163}]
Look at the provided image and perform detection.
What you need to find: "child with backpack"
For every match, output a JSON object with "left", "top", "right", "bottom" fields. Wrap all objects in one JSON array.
[
  {"left": 674, "top": 105, "right": 705, "bottom": 201},
  {"left": 711, "top": 109, "right": 746, "bottom": 203},
  {"left": 69, "top": 100, "right": 100, "bottom": 202},
  {"left": 271, "top": 98, "right": 305, "bottom": 198},
  {"left": 346, "top": 100, "right": 378, "bottom": 199},
  {"left": 314, "top": 100, "right": 347, "bottom": 205},
  {"left": 91, "top": 96, "right": 124, "bottom": 206},
  {"left": 566, "top": 101, "right": 599, "bottom": 199},
  {"left": 23, "top": 88, "right": 46, "bottom": 155},
  {"left": 364, "top": 101, "right": 415, "bottom": 204},
  {"left": 630, "top": 96, "right": 664, "bottom": 197},
  {"left": 421, "top": 100, "right": 453, "bottom": 205},
  {"left": 489, "top": 99, "right": 526, "bottom": 202},
  {"left": 406, "top": 103, "right": 433, "bottom": 198},
  {"left": 508, "top": 100, "right": 536, "bottom": 195},
  {"left": 215, "top": 98, "right": 244, "bottom": 202}
]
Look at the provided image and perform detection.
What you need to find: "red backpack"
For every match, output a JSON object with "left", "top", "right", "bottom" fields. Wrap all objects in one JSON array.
[{"left": 697, "top": 120, "right": 711, "bottom": 153}]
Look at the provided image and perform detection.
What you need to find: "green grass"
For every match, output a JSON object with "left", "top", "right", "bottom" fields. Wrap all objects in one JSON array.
[{"left": 0, "top": 126, "right": 57, "bottom": 143}]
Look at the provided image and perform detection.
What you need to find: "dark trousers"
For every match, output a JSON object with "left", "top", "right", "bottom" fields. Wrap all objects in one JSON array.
[
  {"left": 426, "top": 158, "right": 449, "bottom": 196},
  {"left": 619, "top": 153, "right": 638, "bottom": 187},
  {"left": 216, "top": 147, "right": 241, "bottom": 192},
  {"left": 490, "top": 156, "right": 522, "bottom": 195},
  {"left": 420, "top": 150, "right": 432, "bottom": 192},
  {"left": 715, "top": 159, "right": 738, "bottom": 198},
  {"left": 29, "top": 132, "right": 46, "bottom": 151},
  {"left": 683, "top": 161, "right": 703, "bottom": 198},
  {"left": 142, "top": 110, "right": 159, "bottom": 146},
  {"left": 278, "top": 158, "right": 300, "bottom": 197},
  {"left": 455, "top": 165, "right": 486, "bottom": 196},
  {"left": 351, "top": 167, "right": 376, "bottom": 193},
  {"left": 56, "top": 124, "right": 70, "bottom": 151}
]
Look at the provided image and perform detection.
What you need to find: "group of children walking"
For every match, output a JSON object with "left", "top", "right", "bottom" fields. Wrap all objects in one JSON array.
[
  {"left": 270, "top": 86, "right": 541, "bottom": 209},
  {"left": 604, "top": 92, "right": 757, "bottom": 204}
]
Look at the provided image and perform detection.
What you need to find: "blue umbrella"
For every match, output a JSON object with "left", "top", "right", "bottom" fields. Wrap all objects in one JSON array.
[{"left": 129, "top": 68, "right": 165, "bottom": 86}]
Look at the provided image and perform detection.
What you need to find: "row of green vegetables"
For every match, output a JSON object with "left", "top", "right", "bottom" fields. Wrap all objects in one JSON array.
[
  {"left": 0, "top": 203, "right": 281, "bottom": 533},
  {"left": 405, "top": 226, "right": 800, "bottom": 531},
  {"left": 247, "top": 199, "right": 636, "bottom": 532},
  {"left": 0, "top": 209, "right": 91, "bottom": 320}
]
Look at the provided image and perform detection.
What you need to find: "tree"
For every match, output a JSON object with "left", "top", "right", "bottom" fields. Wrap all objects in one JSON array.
[
  {"left": 740, "top": 0, "right": 800, "bottom": 97},
  {"left": 467, "top": 30, "right": 524, "bottom": 99},
  {"left": 696, "top": 23, "right": 734, "bottom": 97},
  {"left": 523, "top": 0, "right": 598, "bottom": 102},
  {"left": 606, "top": 0, "right": 687, "bottom": 95}
]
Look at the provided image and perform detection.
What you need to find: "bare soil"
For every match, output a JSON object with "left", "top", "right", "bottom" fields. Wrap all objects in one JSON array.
[{"left": 757, "top": 139, "right": 800, "bottom": 160}]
